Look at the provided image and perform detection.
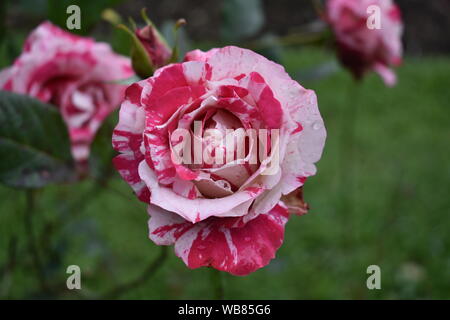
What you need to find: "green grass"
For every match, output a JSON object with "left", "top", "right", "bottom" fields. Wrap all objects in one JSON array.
[{"left": 1, "top": 48, "right": 449, "bottom": 299}]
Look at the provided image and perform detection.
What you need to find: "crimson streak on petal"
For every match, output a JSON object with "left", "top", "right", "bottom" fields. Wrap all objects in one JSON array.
[{"left": 149, "top": 203, "right": 289, "bottom": 276}]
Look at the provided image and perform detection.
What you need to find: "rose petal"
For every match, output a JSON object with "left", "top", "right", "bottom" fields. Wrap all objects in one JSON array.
[
  {"left": 139, "top": 161, "right": 264, "bottom": 222},
  {"left": 148, "top": 202, "right": 290, "bottom": 276}
]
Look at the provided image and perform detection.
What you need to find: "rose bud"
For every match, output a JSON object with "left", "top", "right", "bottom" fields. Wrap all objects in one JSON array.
[
  {"left": 135, "top": 24, "right": 172, "bottom": 70},
  {"left": 116, "top": 9, "right": 177, "bottom": 79}
]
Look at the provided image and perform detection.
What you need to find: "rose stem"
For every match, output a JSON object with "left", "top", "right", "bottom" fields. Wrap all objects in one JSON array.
[
  {"left": 210, "top": 268, "right": 225, "bottom": 300},
  {"left": 337, "top": 81, "right": 362, "bottom": 242}
]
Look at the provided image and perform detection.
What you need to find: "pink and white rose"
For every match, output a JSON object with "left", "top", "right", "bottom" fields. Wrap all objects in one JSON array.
[
  {"left": 326, "top": 0, "right": 403, "bottom": 86},
  {"left": 113, "top": 46, "right": 326, "bottom": 275},
  {"left": 0, "top": 21, "right": 133, "bottom": 163}
]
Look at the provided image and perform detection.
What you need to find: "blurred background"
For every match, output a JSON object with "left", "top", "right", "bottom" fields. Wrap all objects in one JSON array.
[{"left": 0, "top": 0, "right": 449, "bottom": 299}]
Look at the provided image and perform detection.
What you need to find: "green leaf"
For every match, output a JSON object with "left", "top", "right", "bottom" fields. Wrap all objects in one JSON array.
[
  {"left": 88, "top": 111, "right": 118, "bottom": 181},
  {"left": 221, "top": 0, "right": 265, "bottom": 42},
  {"left": 0, "top": 91, "right": 75, "bottom": 188}
]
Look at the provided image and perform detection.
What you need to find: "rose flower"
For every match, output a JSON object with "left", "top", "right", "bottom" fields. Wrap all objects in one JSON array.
[
  {"left": 326, "top": 0, "right": 403, "bottom": 86},
  {"left": 0, "top": 21, "right": 133, "bottom": 163},
  {"left": 113, "top": 46, "right": 326, "bottom": 275}
]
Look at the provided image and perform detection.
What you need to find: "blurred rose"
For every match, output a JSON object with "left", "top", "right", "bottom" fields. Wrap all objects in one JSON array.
[
  {"left": 326, "top": 0, "right": 403, "bottom": 86},
  {"left": 135, "top": 24, "right": 172, "bottom": 69},
  {"left": 113, "top": 46, "right": 326, "bottom": 275},
  {"left": 0, "top": 21, "right": 133, "bottom": 163}
]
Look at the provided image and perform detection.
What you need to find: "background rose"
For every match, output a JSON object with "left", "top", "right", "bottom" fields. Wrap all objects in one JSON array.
[
  {"left": 326, "top": 0, "right": 403, "bottom": 86},
  {"left": 0, "top": 21, "right": 133, "bottom": 163},
  {"left": 113, "top": 46, "right": 326, "bottom": 275}
]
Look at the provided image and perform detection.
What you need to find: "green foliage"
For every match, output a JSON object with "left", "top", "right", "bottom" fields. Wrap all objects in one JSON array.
[
  {"left": 0, "top": 92, "right": 75, "bottom": 188},
  {"left": 88, "top": 111, "right": 118, "bottom": 181},
  {"left": 47, "top": 0, "right": 124, "bottom": 35},
  {"left": 1, "top": 51, "right": 449, "bottom": 299},
  {"left": 0, "top": 33, "right": 27, "bottom": 69},
  {"left": 221, "top": 0, "right": 265, "bottom": 42},
  {"left": 253, "top": 33, "right": 283, "bottom": 63},
  {"left": 161, "top": 20, "right": 191, "bottom": 62}
]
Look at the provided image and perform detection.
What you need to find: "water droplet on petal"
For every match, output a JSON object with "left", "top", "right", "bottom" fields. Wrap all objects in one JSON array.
[{"left": 312, "top": 121, "right": 323, "bottom": 130}]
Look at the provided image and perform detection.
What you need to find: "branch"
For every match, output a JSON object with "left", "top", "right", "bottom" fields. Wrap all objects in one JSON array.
[{"left": 0, "top": 235, "right": 18, "bottom": 298}]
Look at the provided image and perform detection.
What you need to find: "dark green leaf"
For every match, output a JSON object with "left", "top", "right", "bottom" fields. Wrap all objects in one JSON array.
[
  {"left": 88, "top": 111, "right": 118, "bottom": 181},
  {"left": 0, "top": 91, "right": 75, "bottom": 188}
]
